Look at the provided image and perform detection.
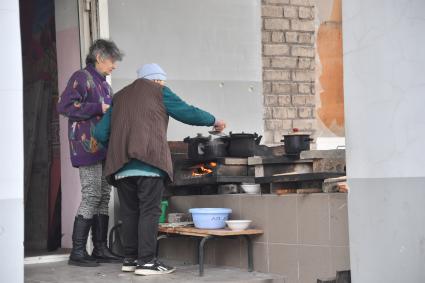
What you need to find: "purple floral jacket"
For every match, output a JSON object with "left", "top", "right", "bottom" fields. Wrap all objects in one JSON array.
[{"left": 57, "top": 64, "right": 112, "bottom": 167}]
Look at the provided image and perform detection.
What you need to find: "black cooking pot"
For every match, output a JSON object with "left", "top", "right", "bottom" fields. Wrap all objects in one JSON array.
[
  {"left": 281, "top": 133, "right": 313, "bottom": 154},
  {"left": 228, "top": 132, "right": 262, "bottom": 157},
  {"left": 204, "top": 137, "right": 229, "bottom": 159},
  {"left": 183, "top": 134, "right": 211, "bottom": 161}
]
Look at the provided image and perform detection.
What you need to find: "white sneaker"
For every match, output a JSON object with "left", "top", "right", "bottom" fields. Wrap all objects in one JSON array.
[
  {"left": 121, "top": 258, "right": 137, "bottom": 272},
  {"left": 134, "top": 259, "right": 176, "bottom": 275}
]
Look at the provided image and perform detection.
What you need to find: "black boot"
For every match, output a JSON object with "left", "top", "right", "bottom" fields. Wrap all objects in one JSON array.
[
  {"left": 68, "top": 215, "right": 99, "bottom": 267},
  {"left": 92, "top": 214, "right": 123, "bottom": 263}
]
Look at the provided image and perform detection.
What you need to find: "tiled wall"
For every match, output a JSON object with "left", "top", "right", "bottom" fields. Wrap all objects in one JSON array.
[{"left": 160, "top": 193, "right": 349, "bottom": 283}]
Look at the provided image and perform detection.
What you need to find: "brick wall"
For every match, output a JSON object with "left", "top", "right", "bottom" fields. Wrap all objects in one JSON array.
[{"left": 262, "top": 0, "right": 316, "bottom": 143}]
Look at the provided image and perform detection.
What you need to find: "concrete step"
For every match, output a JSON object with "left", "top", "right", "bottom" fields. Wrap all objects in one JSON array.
[{"left": 25, "top": 260, "right": 286, "bottom": 283}]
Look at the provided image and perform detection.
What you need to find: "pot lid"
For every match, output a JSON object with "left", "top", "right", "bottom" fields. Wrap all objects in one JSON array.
[
  {"left": 229, "top": 131, "right": 258, "bottom": 138},
  {"left": 284, "top": 128, "right": 311, "bottom": 136},
  {"left": 209, "top": 137, "right": 229, "bottom": 145},
  {"left": 183, "top": 133, "right": 211, "bottom": 142}
]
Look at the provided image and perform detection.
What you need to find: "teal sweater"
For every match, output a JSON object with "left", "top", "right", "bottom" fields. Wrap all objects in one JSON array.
[{"left": 94, "top": 85, "right": 215, "bottom": 178}]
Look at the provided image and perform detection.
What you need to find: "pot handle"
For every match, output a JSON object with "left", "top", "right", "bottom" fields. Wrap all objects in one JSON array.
[
  {"left": 280, "top": 139, "right": 285, "bottom": 144},
  {"left": 255, "top": 135, "right": 263, "bottom": 145},
  {"left": 198, "top": 143, "right": 205, "bottom": 155},
  {"left": 305, "top": 137, "right": 314, "bottom": 142},
  {"left": 183, "top": 136, "right": 190, "bottom": 143}
]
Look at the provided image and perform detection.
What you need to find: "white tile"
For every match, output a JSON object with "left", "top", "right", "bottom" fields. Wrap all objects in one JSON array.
[
  {"left": 0, "top": 199, "right": 23, "bottom": 282},
  {"left": 348, "top": 178, "right": 425, "bottom": 282},
  {"left": 0, "top": 92, "right": 23, "bottom": 198},
  {"left": 0, "top": 10, "right": 22, "bottom": 92},
  {"left": 0, "top": 180, "right": 23, "bottom": 200},
  {"left": 0, "top": 0, "right": 19, "bottom": 11}
]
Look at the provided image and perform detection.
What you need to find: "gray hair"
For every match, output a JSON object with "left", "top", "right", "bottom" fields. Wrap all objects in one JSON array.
[{"left": 85, "top": 39, "right": 124, "bottom": 66}]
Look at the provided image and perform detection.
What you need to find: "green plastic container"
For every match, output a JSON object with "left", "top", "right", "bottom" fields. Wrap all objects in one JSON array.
[{"left": 159, "top": 200, "right": 168, "bottom": 223}]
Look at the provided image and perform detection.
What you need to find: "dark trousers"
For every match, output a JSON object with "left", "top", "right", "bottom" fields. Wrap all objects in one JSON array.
[{"left": 115, "top": 176, "right": 165, "bottom": 264}]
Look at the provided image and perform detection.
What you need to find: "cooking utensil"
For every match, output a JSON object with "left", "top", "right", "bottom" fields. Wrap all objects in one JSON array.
[
  {"left": 218, "top": 184, "right": 239, "bottom": 194},
  {"left": 183, "top": 134, "right": 211, "bottom": 161},
  {"left": 225, "top": 220, "right": 252, "bottom": 231},
  {"left": 189, "top": 208, "right": 232, "bottom": 229},
  {"left": 167, "top": 213, "right": 192, "bottom": 223},
  {"left": 228, "top": 132, "right": 262, "bottom": 157},
  {"left": 204, "top": 136, "right": 229, "bottom": 159},
  {"left": 240, "top": 183, "right": 261, "bottom": 194},
  {"left": 281, "top": 128, "right": 313, "bottom": 155}
]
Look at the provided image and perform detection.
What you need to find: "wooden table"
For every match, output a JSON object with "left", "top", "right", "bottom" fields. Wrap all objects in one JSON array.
[{"left": 157, "top": 226, "right": 263, "bottom": 276}]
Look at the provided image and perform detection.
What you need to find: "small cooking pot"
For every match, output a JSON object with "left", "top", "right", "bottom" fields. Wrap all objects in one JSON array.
[
  {"left": 183, "top": 134, "right": 211, "bottom": 161},
  {"left": 228, "top": 132, "right": 262, "bottom": 157},
  {"left": 281, "top": 132, "right": 313, "bottom": 154}
]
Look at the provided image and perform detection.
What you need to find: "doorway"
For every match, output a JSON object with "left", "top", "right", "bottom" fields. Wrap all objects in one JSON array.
[
  {"left": 20, "top": 0, "right": 103, "bottom": 256},
  {"left": 20, "top": 0, "right": 62, "bottom": 254}
]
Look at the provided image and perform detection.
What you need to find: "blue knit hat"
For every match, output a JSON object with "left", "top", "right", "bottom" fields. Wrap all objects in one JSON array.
[{"left": 137, "top": 63, "right": 167, "bottom": 81}]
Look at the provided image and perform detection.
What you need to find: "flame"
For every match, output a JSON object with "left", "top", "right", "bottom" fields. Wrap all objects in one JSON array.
[{"left": 191, "top": 162, "right": 217, "bottom": 176}]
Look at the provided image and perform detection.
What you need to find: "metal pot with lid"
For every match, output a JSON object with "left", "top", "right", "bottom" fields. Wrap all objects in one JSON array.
[
  {"left": 281, "top": 128, "right": 313, "bottom": 155},
  {"left": 183, "top": 133, "right": 211, "bottom": 161},
  {"left": 204, "top": 136, "right": 229, "bottom": 159},
  {"left": 228, "top": 132, "right": 262, "bottom": 157}
]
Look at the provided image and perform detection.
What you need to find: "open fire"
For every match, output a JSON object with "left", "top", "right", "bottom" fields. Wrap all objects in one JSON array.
[{"left": 191, "top": 162, "right": 217, "bottom": 176}]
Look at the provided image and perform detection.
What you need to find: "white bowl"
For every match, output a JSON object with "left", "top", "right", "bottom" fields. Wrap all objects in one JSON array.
[
  {"left": 225, "top": 220, "right": 252, "bottom": 231},
  {"left": 240, "top": 184, "right": 261, "bottom": 194}
]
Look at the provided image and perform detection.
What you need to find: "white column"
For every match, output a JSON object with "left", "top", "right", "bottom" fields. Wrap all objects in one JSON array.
[
  {"left": 0, "top": 0, "right": 24, "bottom": 282},
  {"left": 343, "top": 1, "right": 425, "bottom": 282}
]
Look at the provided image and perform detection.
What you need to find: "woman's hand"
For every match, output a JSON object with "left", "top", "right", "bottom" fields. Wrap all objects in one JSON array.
[{"left": 213, "top": 119, "right": 226, "bottom": 132}]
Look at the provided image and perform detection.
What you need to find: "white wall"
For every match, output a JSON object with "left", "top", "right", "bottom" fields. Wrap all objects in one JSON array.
[
  {"left": 0, "top": 0, "right": 24, "bottom": 281},
  {"left": 108, "top": 0, "right": 263, "bottom": 140},
  {"left": 343, "top": 1, "right": 425, "bottom": 282}
]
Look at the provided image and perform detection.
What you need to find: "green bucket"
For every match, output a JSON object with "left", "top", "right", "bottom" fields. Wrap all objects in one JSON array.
[{"left": 159, "top": 200, "right": 168, "bottom": 223}]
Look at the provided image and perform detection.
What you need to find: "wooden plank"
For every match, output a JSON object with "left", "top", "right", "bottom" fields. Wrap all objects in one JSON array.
[
  {"left": 216, "top": 164, "right": 247, "bottom": 176},
  {"left": 322, "top": 176, "right": 347, "bottom": 193},
  {"left": 171, "top": 175, "right": 255, "bottom": 187},
  {"left": 274, "top": 188, "right": 297, "bottom": 195},
  {"left": 158, "top": 226, "right": 263, "bottom": 237},
  {"left": 300, "top": 149, "right": 345, "bottom": 160},
  {"left": 254, "top": 163, "right": 313, "bottom": 178},
  {"left": 254, "top": 165, "right": 265, "bottom": 177},
  {"left": 256, "top": 172, "right": 345, "bottom": 184},
  {"left": 247, "top": 156, "right": 263, "bottom": 165},
  {"left": 220, "top": 158, "right": 248, "bottom": 165},
  {"left": 248, "top": 156, "right": 314, "bottom": 165},
  {"left": 297, "top": 188, "right": 322, "bottom": 194}
]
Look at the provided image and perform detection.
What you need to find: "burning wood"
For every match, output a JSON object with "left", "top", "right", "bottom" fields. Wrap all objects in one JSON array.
[{"left": 191, "top": 162, "right": 217, "bottom": 176}]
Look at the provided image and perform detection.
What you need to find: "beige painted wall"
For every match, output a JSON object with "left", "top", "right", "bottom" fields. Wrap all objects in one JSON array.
[{"left": 315, "top": 0, "right": 345, "bottom": 137}]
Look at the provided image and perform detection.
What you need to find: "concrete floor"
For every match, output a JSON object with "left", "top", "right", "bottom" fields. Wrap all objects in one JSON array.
[{"left": 25, "top": 260, "right": 285, "bottom": 283}]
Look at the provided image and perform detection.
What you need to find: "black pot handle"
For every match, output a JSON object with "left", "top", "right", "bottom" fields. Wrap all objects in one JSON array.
[
  {"left": 305, "top": 138, "right": 314, "bottom": 142},
  {"left": 183, "top": 136, "right": 190, "bottom": 143},
  {"left": 280, "top": 139, "right": 285, "bottom": 144},
  {"left": 198, "top": 143, "right": 205, "bottom": 155},
  {"left": 255, "top": 135, "right": 263, "bottom": 145}
]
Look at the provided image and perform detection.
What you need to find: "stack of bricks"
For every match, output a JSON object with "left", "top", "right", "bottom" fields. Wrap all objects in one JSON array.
[{"left": 262, "top": 0, "right": 316, "bottom": 143}]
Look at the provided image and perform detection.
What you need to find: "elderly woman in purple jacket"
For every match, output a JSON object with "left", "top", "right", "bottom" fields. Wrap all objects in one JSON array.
[{"left": 57, "top": 39, "right": 123, "bottom": 267}]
